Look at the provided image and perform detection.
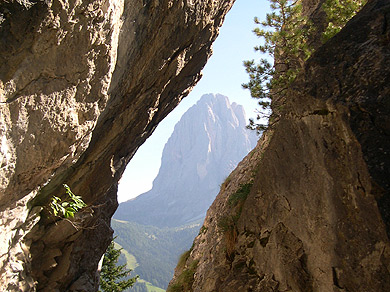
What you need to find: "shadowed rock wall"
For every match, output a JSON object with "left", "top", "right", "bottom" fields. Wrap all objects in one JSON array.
[
  {"left": 0, "top": 0, "right": 235, "bottom": 290},
  {"left": 169, "top": 1, "right": 390, "bottom": 291}
]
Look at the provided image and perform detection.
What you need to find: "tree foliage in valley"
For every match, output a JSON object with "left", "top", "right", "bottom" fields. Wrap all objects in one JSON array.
[
  {"left": 99, "top": 240, "right": 138, "bottom": 292},
  {"left": 243, "top": 0, "right": 367, "bottom": 134},
  {"left": 112, "top": 219, "right": 201, "bottom": 291}
]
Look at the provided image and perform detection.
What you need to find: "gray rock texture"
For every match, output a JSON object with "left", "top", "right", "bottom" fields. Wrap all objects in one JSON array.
[
  {"left": 169, "top": 1, "right": 390, "bottom": 291},
  {"left": 115, "top": 93, "right": 257, "bottom": 227},
  {"left": 0, "top": 0, "right": 235, "bottom": 291}
]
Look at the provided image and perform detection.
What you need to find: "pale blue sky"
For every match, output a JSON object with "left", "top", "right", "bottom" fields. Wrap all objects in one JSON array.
[{"left": 118, "top": 0, "right": 269, "bottom": 202}]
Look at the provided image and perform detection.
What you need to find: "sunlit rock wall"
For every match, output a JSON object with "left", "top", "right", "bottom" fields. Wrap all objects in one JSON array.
[{"left": 169, "top": 1, "right": 390, "bottom": 291}]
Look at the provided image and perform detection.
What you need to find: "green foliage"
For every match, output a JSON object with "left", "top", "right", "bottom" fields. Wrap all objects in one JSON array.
[
  {"left": 217, "top": 182, "right": 254, "bottom": 257},
  {"left": 221, "top": 175, "right": 232, "bottom": 188},
  {"left": 224, "top": 175, "right": 232, "bottom": 184},
  {"left": 243, "top": 0, "right": 366, "bottom": 134},
  {"left": 112, "top": 219, "right": 201, "bottom": 290},
  {"left": 217, "top": 214, "right": 240, "bottom": 234},
  {"left": 166, "top": 260, "right": 199, "bottom": 292},
  {"left": 177, "top": 250, "right": 191, "bottom": 271},
  {"left": 243, "top": 0, "right": 312, "bottom": 134},
  {"left": 228, "top": 182, "right": 253, "bottom": 207},
  {"left": 49, "top": 184, "right": 86, "bottom": 218},
  {"left": 199, "top": 225, "right": 208, "bottom": 235},
  {"left": 322, "top": 0, "right": 367, "bottom": 42},
  {"left": 99, "top": 240, "right": 138, "bottom": 292},
  {"left": 217, "top": 214, "right": 239, "bottom": 257}
]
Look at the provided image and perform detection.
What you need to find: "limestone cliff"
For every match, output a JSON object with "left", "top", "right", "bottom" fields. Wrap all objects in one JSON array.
[
  {"left": 0, "top": 0, "right": 234, "bottom": 291},
  {"left": 169, "top": 1, "right": 390, "bottom": 291}
]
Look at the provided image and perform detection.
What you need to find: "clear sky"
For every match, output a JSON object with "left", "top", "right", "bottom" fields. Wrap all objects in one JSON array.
[{"left": 118, "top": 0, "right": 270, "bottom": 203}]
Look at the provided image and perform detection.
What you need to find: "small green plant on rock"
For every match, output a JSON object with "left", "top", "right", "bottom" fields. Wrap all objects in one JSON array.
[
  {"left": 217, "top": 182, "right": 254, "bottom": 258},
  {"left": 217, "top": 214, "right": 240, "bottom": 234},
  {"left": 199, "top": 225, "right": 208, "bottom": 235},
  {"left": 228, "top": 182, "right": 253, "bottom": 207},
  {"left": 217, "top": 214, "right": 240, "bottom": 258},
  {"left": 49, "top": 184, "right": 86, "bottom": 218},
  {"left": 220, "top": 175, "right": 232, "bottom": 190},
  {"left": 167, "top": 260, "right": 199, "bottom": 292},
  {"left": 177, "top": 250, "right": 191, "bottom": 271}
]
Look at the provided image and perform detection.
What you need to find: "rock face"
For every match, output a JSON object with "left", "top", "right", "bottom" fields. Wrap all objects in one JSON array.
[
  {"left": 169, "top": 1, "right": 390, "bottom": 291},
  {"left": 115, "top": 93, "right": 257, "bottom": 227},
  {"left": 0, "top": 0, "right": 235, "bottom": 291}
]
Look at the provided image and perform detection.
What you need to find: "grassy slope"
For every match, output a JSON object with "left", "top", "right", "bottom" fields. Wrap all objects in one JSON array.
[
  {"left": 114, "top": 242, "right": 139, "bottom": 270},
  {"left": 138, "top": 279, "right": 166, "bottom": 292}
]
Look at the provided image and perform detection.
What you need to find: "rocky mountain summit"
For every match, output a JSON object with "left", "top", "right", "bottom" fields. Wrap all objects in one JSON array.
[
  {"left": 169, "top": 1, "right": 390, "bottom": 291},
  {"left": 0, "top": 0, "right": 234, "bottom": 291},
  {"left": 115, "top": 93, "right": 257, "bottom": 227}
]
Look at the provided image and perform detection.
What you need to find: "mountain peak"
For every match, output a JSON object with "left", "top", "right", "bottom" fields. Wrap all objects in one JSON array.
[{"left": 115, "top": 94, "right": 257, "bottom": 227}]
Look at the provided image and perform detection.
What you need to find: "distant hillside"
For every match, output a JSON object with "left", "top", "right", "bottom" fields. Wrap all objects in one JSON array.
[
  {"left": 114, "top": 94, "right": 257, "bottom": 228},
  {"left": 112, "top": 219, "right": 201, "bottom": 291}
]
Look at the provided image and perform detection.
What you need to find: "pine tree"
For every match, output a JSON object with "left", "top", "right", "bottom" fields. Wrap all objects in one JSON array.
[
  {"left": 243, "top": 0, "right": 367, "bottom": 134},
  {"left": 322, "top": 0, "right": 367, "bottom": 42},
  {"left": 99, "top": 240, "right": 138, "bottom": 292},
  {"left": 242, "top": 0, "right": 312, "bottom": 134}
]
